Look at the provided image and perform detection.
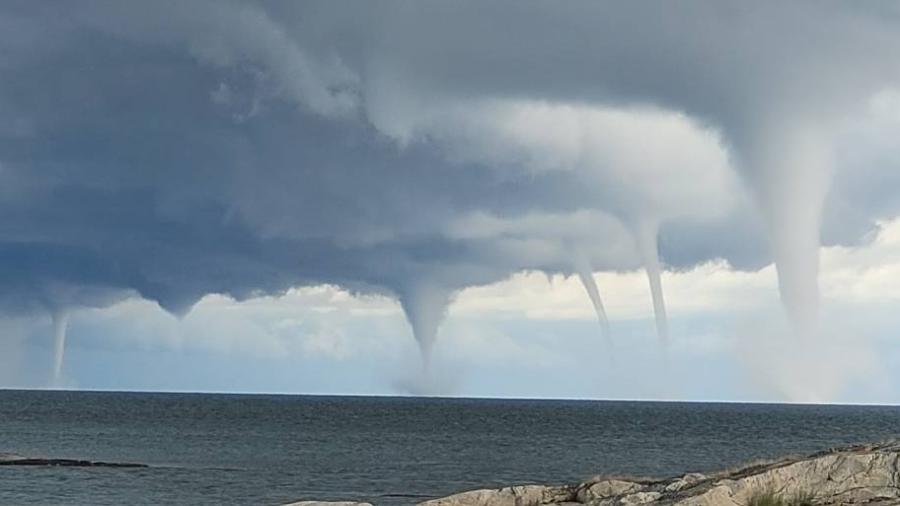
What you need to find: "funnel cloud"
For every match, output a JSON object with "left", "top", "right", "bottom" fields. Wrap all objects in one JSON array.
[
  {"left": 398, "top": 282, "right": 452, "bottom": 368},
  {"left": 634, "top": 221, "right": 669, "bottom": 348},
  {"left": 2, "top": 1, "right": 900, "bottom": 397},
  {"left": 51, "top": 310, "right": 69, "bottom": 386},
  {"left": 574, "top": 257, "right": 612, "bottom": 353}
]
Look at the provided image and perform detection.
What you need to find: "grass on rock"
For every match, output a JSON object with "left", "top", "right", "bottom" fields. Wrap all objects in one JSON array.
[{"left": 747, "top": 490, "right": 815, "bottom": 506}]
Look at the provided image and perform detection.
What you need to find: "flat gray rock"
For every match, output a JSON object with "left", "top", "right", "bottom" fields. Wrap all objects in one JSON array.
[
  {"left": 282, "top": 502, "right": 374, "bottom": 506},
  {"left": 0, "top": 452, "right": 146, "bottom": 468},
  {"left": 413, "top": 441, "right": 900, "bottom": 506}
]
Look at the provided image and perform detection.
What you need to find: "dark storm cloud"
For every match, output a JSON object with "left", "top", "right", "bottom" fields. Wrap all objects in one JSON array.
[{"left": 1, "top": 0, "right": 899, "bottom": 336}]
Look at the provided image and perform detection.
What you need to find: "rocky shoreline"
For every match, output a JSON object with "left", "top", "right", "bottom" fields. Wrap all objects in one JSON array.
[
  {"left": 0, "top": 452, "right": 147, "bottom": 468},
  {"left": 290, "top": 441, "right": 900, "bottom": 506}
]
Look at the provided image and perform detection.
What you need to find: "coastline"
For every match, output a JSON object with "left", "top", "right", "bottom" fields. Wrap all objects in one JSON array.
[{"left": 290, "top": 441, "right": 900, "bottom": 506}]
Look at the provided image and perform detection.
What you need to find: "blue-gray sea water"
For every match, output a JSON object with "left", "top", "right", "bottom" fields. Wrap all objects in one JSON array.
[{"left": 1, "top": 390, "right": 898, "bottom": 505}]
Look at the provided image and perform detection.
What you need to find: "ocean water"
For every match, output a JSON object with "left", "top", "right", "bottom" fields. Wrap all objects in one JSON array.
[{"left": 1, "top": 391, "right": 899, "bottom": 505}]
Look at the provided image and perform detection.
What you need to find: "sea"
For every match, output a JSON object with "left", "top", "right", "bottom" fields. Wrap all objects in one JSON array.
[{"left": 1, "top": 390, "right": 898, "bottom": 505}]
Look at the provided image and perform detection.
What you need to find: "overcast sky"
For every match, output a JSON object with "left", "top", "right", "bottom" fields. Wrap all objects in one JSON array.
[{"left": 2, "top": 1, "right": 900, "bottom": 402}]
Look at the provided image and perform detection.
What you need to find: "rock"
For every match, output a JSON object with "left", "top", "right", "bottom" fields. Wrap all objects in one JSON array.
[
  {"left": 418, "top": 484, "right": 576, "bottom": 506},
  {"left": 663, "top": 474, "right": 706, "bottom": 493},
  {"left": 620, "top": 492, "right": 661, "bottom": 505},
  {"left": 0, "top": 452, "right": 26, "bottom": 463},
  {"left": 0, "top": 452, "right": 146, "bottom": 468},
  {"left": 417, "top": 441, "right": 900, "bottom": 506},
  {"left": 281, "top": 502, "right": 373, "bottom": 506},
  {"left": 672, "top": 444, "right": 900, "bottom": 505},
  {"left": 577, "top": 480, "right": 644, "bottom": 502}
]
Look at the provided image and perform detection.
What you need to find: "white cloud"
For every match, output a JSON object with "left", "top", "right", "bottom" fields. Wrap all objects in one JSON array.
[
  {"left": 452, "top": 260, "right": 777, "bottom": 322},
  {"left": 21, "top": 217, "right": 900, "bottom": 401},
  {"left": 71, "top": 216, "right": 897, "bottom": 339},
  {"left": 374, "top": 97, "right": 741, "bottom": 226},
  {"left": 821, "top": 219, "right": 900, "bottom": 304}
]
